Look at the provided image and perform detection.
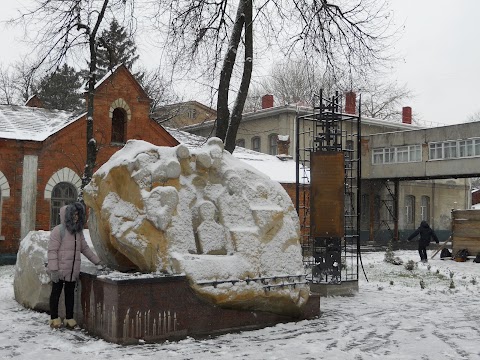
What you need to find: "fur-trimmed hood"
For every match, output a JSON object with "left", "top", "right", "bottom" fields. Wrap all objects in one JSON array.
[{"left": 64, "top": 202, "right": 86, "bottom": 234}]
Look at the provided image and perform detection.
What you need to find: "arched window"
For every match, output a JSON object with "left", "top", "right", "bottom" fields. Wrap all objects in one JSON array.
[
  {"left": 50, "top": 182, "right": 77, "bottom": 229},
  {"left": 236, "top": 138, "right": 245, "bottom": 148},
  {"left": 251, "top": 136, "right": 261, "bottom": 152},
  {"left": 268, "top": 134, "right": 278, "bottom": 155},
  {"left": 421, "top": 196, "right": 430, "bottom": 222},
  {"left": 405, "top": 195, "right": 415, "bottom": 225},
  {"left": 111, "top": 108, "right": 126, "bottom": 143}
]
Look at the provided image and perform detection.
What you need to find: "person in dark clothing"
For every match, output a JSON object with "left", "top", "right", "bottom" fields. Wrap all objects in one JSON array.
[{"left": 407, "top": 220, "right": 439, "bottom": 263}]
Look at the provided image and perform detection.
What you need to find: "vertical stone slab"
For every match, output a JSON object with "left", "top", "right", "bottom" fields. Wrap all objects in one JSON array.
[{"left": 21, "top": 155, "right": 38, "bottom": 239}]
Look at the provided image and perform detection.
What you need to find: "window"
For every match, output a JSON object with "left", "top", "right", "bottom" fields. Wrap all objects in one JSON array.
[
  {"left": 409, "top": 145, "right": 421, "bottom": 162},
  {"left": 459, "top": 140, "right": 473, "bottom": 157},
  {"left": 236, "top": 138, "right": 245, "bottom": 148},
  {"left": 384, "top": 148, "right": 395, "bottom": 163},
  {"left": 420, "top": 196, "right": 430, "bottom": 222},
  {"left": 111, "top": 108, "right": 126, "bottom": 143},
  {"left": 396, "top": 146, "right": 409, "bottom": 163},
  {"left": 252, "top": 136, "right": 261, "bottom": 152},
  {"left": 475, "top": 139, "right": 480, "bottom": 156},
  {"left": 269, "top": 134, "right": 278, "bottom": 155},
  {"left": 405, "top": 195, "right": 415, "bottom": 225},
  {"left": 187, "top": 108, "right": 197, "bottom": 119},
  {"left": 50, "top": 182, "right": 77, "bottom": 229},
  {"left": 429, "top": 142, "right": 443, "bottom": 160},
  {"left": 443, "top": 141, "right": 457, "bottom": 159}
]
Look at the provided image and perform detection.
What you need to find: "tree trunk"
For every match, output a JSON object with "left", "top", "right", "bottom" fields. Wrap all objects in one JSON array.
[
  {"left": 225, "top": 0, "right": 253, "bottom": 153},
  {"left": 79, "top": 0, "right": 109, "bottom": 200},
  {"left": 215, "top": 0, "right": 245, "bottom": 142}
]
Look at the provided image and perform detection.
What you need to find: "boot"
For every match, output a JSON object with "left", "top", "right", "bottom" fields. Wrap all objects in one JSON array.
[
  {"left": 49, "top": 317, "right": 62, "bottom": 328},
  {"left": 64, "top": 318, "right": 77, "bottom": 329}
]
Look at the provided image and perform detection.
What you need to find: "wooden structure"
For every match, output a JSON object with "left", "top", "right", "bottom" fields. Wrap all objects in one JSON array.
[{"left": 452, "top": 209, "right": 480, "bottom": 256}]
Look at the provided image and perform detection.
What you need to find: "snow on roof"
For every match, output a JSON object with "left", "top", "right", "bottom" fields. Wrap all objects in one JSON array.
[
  {"left": 0, "top": 105, "right": 83, "bottom": 141},
  {"left": 165, "top": 127, "right": 307, "bottom": 184}
]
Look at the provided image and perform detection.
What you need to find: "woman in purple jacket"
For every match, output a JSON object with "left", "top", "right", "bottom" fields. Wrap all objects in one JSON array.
[{"left": 47, "top": 202, "right": 101, "bottom": 329}]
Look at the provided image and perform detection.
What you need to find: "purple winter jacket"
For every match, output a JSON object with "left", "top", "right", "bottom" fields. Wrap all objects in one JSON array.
[{"left": 48, "top": 205, "right": 100, "bottom": 282}]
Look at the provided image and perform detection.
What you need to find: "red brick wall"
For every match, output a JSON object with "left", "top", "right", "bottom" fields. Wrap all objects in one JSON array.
[
  {"left": 0, "top": 140, "right": 29, "bottom": 253},
  {"left": 0, "top": 66, "right": 178, "bottom": 256}
]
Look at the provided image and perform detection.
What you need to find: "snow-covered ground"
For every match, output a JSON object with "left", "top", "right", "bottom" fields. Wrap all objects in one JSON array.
[{"left": 1, "top": 250, "right": 480, "bottom": 360}]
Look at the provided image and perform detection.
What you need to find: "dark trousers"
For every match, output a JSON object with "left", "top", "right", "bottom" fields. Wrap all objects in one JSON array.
[
  {"left": 418, "top": 246, "right": 427, "bottom": 261},
  {"left": 49, "top": 280, "right": 76, "bottom": 319}
]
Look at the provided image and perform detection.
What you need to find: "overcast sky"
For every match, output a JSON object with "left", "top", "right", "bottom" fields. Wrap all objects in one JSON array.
[{"left": 1, "top": 1, "right": 479, "bottom": 126}]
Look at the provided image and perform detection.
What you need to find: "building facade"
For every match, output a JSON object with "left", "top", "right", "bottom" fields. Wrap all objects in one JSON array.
[
  {"left": 181, "top": 94, "right": 469, "bottom": 242},
  {"left": 0, "top": 65, "right": 178, "bottom": 264}
]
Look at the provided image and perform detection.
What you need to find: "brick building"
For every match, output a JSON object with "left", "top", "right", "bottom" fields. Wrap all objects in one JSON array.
[{"left": 0, "top": 65, "right": 178, "bottom": 264}]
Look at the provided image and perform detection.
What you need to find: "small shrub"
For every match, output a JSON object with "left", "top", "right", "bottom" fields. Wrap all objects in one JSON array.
[
  {"left": 449, "top": 271, "right": 454, "bottom": 279},
  {"left": 427, "top": 265, "right": 431, "bottom": 271},
  {"left": 389, "top": 280, "right": 394, "bottom": 286},
  {"left": 404, "top": 260, "right": 416, "bottom": 271},
  {"left": 471, "top": 277, "right": 477, "bottom": 285},
  {"left": 384, "top": 241, "right": 394, "bottom": 263},
  {"left": 449, "top": 280, "right": 455, "bottom": 289},
  {"left": 420, "top": 279, "right": 426, "bottom": 289},
  {"left": 436, "top": 269, "right": 440, "bottom": 274}
]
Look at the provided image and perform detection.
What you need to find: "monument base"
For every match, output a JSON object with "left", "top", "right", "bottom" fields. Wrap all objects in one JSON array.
[
  {"left": 310, "top": 280, "right": 359, "bottom": 297},
  {"left": 79, "top": 271, "right": 321, "bottom": 344}
]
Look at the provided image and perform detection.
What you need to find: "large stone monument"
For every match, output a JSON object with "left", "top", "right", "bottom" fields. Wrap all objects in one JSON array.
[
  {"left": 83, "top": 138, "right": 312, "bottom": 318},
  {"left": 14, "top": 137, "right": 319, "bottom": 344}
]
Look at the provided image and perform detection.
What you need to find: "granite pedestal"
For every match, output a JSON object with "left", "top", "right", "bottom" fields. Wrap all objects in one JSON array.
[{"left": 79, "top": 271, "right": 320, "bottom": 344}]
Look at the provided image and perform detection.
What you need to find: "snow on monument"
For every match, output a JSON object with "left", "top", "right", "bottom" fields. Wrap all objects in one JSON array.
[{"left": 84, "top": 137, "right": 309, "bottom": 315}]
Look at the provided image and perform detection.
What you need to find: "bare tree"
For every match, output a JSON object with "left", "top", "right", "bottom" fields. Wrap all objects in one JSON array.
[
  {"left": 15, "top": 0, "right": 134, "bottom": 197},
  {"left": 140, "top": 66, "right": 179, "bottom": 112},
  {"left": 467, "top": 110, "right": 480, "bottom": 123},
  {"left": 155, "top": 0, "right": 395, "bottom": 152},
  {"left": 0, "top": 60, "right": 38, "bottom": 105},
  {"left": 361, "top": 82, "right": 412, "bottom": 121},
  {"left": 246, "top": 59, "right": 339, "bottom": 109},
  {"left": 0, "top": 65, "right": 18, "bottom": 105},
  {"left": 246, "top": 58, "right": 411, "bottom": 122}
]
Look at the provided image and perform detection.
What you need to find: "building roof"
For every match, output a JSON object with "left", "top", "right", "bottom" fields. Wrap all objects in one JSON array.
[
  {"left": 0, "top": 105, "right": 83, "bottom": 141},
  {"left": 180, "top": 104, "right": 423, "bottom": 132},
  {"left": 155, "top": 100, "right": 217, "bottom": 115},
  {"left": 165, "top": 127, "right": 305, "bottom": 184}
]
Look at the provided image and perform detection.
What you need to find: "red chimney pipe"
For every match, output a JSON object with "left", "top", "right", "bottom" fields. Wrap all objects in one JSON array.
[
  {"left": 345, "top": 91, "right": 356, "bottom": 114},
  {"left": 402, "top": 106, "right": 412, "bottom": 124},
  {"left": 262, "top": 94, "right": 274, "bottom": 109}
]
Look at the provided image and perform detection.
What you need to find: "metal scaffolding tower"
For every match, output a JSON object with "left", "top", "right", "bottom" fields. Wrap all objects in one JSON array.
[{"left": 296, "top": 91, "right": 361, "bottom": 285}]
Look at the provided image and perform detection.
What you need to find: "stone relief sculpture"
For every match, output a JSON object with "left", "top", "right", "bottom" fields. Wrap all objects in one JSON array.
[{"left": 83, "top": 137, "right": 309, "bottom": 316}]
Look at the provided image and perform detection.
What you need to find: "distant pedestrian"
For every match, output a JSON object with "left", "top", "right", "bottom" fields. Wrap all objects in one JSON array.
[
  {"left": 407, "top": 221, "right": 439, "bottom": 263},
  {"left": 47, "top": 202, "right": 102, "bottom": 329}
]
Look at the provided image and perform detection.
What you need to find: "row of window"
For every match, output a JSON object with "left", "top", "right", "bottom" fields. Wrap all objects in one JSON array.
[
  {"left": 236, "top": 134, "right": 278, "bottom": 155},
  {"left": 372, "top": 145, "right": 421, "bottom": 165},
  {"left": 373, "top": 137, "right": 480, "bottom": 164},
  {"left": 361, "top": 194, "right": 430, "bottom": 224},
  {"left": 429, "top": 138, "right": 480, "bottom": 160}
]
